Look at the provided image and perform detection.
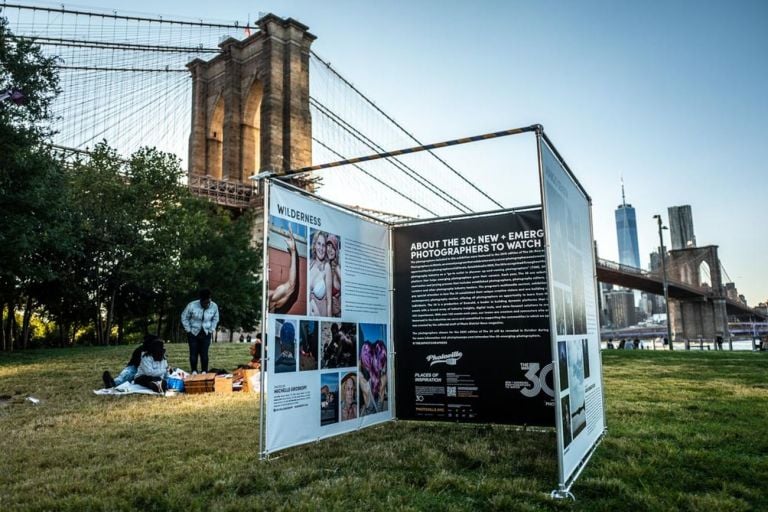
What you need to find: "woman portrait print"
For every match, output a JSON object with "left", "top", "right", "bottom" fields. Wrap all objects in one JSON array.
[
  {"left": 309, "top": 229, "right": 332, "bottom": 317},
  {"left": 326, "top": 234, "right": 342, "bottom": 317},
  {"left": 340, "top": 372, "right": 357, "bottom": 421}
]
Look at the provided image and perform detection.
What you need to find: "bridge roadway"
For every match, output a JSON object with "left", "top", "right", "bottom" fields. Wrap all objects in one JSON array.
[{"left": 595, "top": 258, "right": 766, "bottom": 319}]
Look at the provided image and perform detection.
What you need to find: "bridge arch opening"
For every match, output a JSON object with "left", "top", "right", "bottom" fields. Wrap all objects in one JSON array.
[
  {"left": 206, "top": 96, "right": 224, "bottom": 179},
  {"left": 699, "top": 260, "right": 711, "bottom": 288},
  {"left": 241, "top": 79, "right": 263, "bottom": 182}
]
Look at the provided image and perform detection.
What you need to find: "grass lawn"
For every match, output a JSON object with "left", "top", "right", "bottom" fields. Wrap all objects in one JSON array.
[{"left": 1, "top": 345, "right": 767, "bottom": 511}]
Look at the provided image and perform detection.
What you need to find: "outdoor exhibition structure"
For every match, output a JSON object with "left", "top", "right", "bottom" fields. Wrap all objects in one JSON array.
[{"left": 255, "top": 125, "right": 606, "bottom": 496}]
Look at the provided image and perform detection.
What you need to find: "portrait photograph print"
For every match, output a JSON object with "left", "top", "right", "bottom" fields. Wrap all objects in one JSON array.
[
  {"left": 308, "top": 229, "right": 342, "bottom": 318},
  {"left": 267, "top": 217, "right": 307, "bottom": 315},
  {"left": 299, "top": 320, "right": 318, "bottom": 371},
  {"left": 320, "top": 322, "right": 357, "bottom": 369},
  {"left": 359, "top": 323, "right": 388, "bottom": 417},
  {"left": 339, "top": 372, "right": 358, "bottom": 422},
  {"left": 274, "top": 319, "right": 297, "bottom": 373},
  {"left": 320, "top": 373, "right": 339, "bottom": 426}
]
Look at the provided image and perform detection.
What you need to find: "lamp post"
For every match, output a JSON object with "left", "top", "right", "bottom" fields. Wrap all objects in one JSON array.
[{"left": 654, "top": 214, "right": 673, "bottom": 350}]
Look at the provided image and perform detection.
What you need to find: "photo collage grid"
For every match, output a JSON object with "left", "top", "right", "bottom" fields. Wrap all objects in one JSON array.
[{"left": 268, "top": 215, "right": 389, "bottom": 427}]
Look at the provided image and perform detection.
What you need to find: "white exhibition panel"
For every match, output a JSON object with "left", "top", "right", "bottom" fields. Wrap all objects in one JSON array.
[
  {"left": 264, "top": 182, "right": 393, "bottom": 455},
  {"left": 540, "top": 139, "right": 606, "bottom": 488}
]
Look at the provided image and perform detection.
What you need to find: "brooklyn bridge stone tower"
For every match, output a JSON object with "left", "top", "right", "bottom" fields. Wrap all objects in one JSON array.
[{"left": 186, "top": 13, "right": 314, "bottom": 227}]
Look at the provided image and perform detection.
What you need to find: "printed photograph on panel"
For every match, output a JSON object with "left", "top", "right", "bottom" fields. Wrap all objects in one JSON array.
[
  {"left": 340, "top": 372, "right": 358, "bottom": 421},
  {"left": 561, "top": 395, "right": 573, "bottom": 448},
  {"left": 299, "top": 320, "right": 318, "bottom": 371},
  {"left": 568, "top": 338, "right": 587, "bottom": 438},
  {"left": 267, "top": 217, "right": 307, "bottom": 315},
  {"left": 359, "top": 332, "right": 388, "bottom": 417},
  {"left": 326, "top": 233, "right": 342, "bottom": 317},
  {"left": 309, "top": 229, "right": 342, "bottom": 318},
  {"left": 569, "top": 250, "right": 587, "bottom": 334},
  {"left": 581, "top": 337, "right": 591, "bottom": 380},
  {"left": 547, "top": 185, "right": 569, "bottom": 285},
  {"left": 321, "top": 322, "right": 357, "bottom": 369},
  {"left": 320, "top": 373, "right": 339, "bottom": 426},
  {"left": 558, "top": 341, "right": 569, "bottom": 391},
  {"left": 565, "top": 291, "right": 575, "bottom": 335},
  {"left": 555, "top": 287, "right": 566, "bottom": 335},
  {"left": 567, "top": 200, "right": 578, "bottom": 246},
  {"left": 274, "top": 319, "right": 297, "bottom": 373}
]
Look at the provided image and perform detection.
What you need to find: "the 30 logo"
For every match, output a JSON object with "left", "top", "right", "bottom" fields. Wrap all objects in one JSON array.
[{"left": 520, "top": 362, "right": 554, "bottom": 398}]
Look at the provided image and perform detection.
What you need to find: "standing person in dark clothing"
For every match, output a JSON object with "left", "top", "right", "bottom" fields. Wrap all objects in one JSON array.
[
  {"left": 102, "top": 334, "right": 157, "bottom": 388},
  {"left": 181, "top": 289, "right": 220, "bottom": 373}
]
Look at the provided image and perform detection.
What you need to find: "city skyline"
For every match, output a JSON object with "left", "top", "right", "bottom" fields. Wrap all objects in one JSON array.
[{"left": 14, "top": 0, "right": 768, "bottom": 305}]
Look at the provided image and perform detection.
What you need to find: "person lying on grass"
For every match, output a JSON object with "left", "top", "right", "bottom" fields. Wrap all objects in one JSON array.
[
  {"left": 102, "top": 334, "right": 157, "bottom": 388},
  {"left": 133, "top": 339, "right": 170, "bottom": 394}
]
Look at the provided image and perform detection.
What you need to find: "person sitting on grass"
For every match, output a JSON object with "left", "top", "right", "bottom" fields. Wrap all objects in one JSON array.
[
  {"left": 247, "top": 340, "right": 262, "bottom": 370},
  {"left": 133, "top": 339, "right": 170, "bottom": 393},
  {"left": 234, "top": 340, "right": 263, "bottom": 371},
  {"left": 102, "top": 334, "right": 156, "bottom": 388}
]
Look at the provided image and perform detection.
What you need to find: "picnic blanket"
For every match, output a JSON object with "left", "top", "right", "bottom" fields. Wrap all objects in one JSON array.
[{"left": 93, "top": 381, "right": 165, "bottom": 396}]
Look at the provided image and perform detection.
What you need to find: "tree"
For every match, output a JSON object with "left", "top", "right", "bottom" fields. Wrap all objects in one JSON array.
[
  {"left": 62, "top": 144, "right": 263, "bottom": 345},
  {"left": 179, "top": 206, "right": 262, "bottom": 339},
  {"left": 0, "top": 16, "right": 63, "bottom": 350},
  {"left": 0, "top": 15, "right": 263, "bottom": 349}
]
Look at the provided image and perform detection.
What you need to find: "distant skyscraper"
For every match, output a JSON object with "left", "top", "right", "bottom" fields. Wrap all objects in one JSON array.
[
  {"left": 615, "top": 183, "right": 641, "bottom": 268},
  {"left": 606, "top": 289, "right": 637, "bottom": 328},
  {"left": 649, "top": 249, "right": 661, "bottom": 272},
  {"left": 725, "top": 282, "right": 739, "bottom": 302},
  {"left": 668, "top": 205, "right": 696, "bottom": 250}
]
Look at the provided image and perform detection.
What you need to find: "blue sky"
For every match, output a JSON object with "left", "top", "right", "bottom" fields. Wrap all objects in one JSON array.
[{"left": 52, "top": 0, "right": 768, "bottom": 305}]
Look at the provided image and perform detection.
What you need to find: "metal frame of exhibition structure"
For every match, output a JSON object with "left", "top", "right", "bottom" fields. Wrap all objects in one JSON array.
[{"left": 252, "top": 125, "right": 606, "bottom": 497}]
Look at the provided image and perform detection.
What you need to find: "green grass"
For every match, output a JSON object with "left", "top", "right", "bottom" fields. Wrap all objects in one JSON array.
[{"left": 1, "top": 346, "right": 767, "bottom": 511}]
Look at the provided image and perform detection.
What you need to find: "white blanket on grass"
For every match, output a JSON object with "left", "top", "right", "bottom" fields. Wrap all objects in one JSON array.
[{"left": 93, "top": 381, "right": 166, "bottom": 396}]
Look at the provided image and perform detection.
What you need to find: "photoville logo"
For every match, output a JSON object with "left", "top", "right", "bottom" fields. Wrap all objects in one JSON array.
[{"left": 426, "top": 351, "right": 463, "bottom": 366}]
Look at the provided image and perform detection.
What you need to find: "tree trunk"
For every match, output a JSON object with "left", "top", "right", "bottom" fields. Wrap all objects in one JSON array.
[
  {"left": 117, "top": 305, "right": 124, "bottom": 345},
  {"left": 156, "top": 306, "right": 164, "bottom": 336},
  {"left": 1, "top": 303, "right": 6, "bottom": 352},
  {"left": 95, "top": 309, "right": 102, "bottom": 345},
  {"left": 96, "top": 286, "right": 105, "bottom": 346},
  {"left": 21, "top": 296, "right": 33, "bottom": 349},
  {"left": 103, "top": 288, "right": 117, "bottom": 345},
  {"left": 6, "top": 301, "right": 16, "bottom": 352}
]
